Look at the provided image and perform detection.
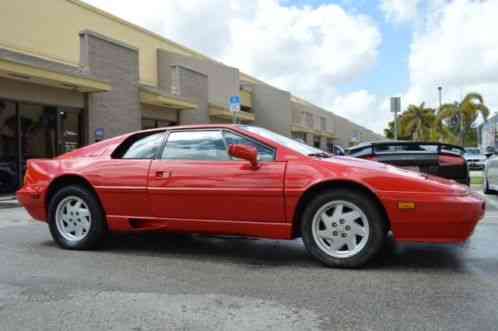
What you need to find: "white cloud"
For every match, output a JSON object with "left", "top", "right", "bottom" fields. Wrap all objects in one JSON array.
[
  {"left": 407, "top": 0, "right": 498, "bottom": 117},
  {"left": 331, "top": 90, "right": 392, "bottom": 134},
  {"left": 380, "top": 0, "right": 421, "bottom": 23},
  {"left": 82, "top": 0, "right": 383, "bottom": 132}
]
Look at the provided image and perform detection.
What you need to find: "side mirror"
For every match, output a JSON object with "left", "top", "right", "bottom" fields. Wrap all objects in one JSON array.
[{"left": 228, "top": 144, "right": 259, "bottom": 168}]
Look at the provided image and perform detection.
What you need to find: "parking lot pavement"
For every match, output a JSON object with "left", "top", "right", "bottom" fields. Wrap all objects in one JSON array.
[{"left": 1, "top": 207, "right": 498, "bottom": 331}]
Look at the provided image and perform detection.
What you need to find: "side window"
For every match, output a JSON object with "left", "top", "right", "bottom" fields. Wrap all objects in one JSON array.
[
  {"left": 117, "top": 132, "right": 164, "bottom": 159},
  {"left": 161, "top": 130, "right": 230, "bottom": 161},
  {"left": 223, "top": 131, "right": 275, "bottom": 161}
]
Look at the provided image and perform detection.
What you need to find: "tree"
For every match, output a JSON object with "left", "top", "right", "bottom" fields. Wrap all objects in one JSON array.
[
  {"left": 384, "top": 120, "right": 395, "bottom": 139},
  {"left": 437, "top": 93, "right": 489, "bottom": 146},
  {"left": 399, "top": 103, "right": 436, "bottom": 141}
]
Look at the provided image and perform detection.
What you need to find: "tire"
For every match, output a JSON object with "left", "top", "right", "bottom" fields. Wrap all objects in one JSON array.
[
  {"left": 301, "top": 189, "right": 387, "bottom": 268},
  {"left": 484, "top": 176, "right": 495, "bottom": 195},
  {"left": 48, "top": 185, "right": 107, "bottom": 250}
]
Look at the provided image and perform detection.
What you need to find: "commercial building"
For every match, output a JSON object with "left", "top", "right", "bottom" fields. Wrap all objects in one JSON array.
[{"left": 0, "top": 0, "right": 383, "bottom": 194}]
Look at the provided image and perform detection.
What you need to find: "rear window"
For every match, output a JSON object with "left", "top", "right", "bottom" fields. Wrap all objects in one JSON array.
[{"left": 112, "top": 131, "right": 164, "bottom": 159}]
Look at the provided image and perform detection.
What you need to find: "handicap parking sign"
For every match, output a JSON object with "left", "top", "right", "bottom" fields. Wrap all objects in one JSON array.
[{"left": 229, "top": 96, "right": 241, "bottom": 113}]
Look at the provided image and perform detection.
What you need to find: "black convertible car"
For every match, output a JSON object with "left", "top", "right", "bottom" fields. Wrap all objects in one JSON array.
[{"left": 347, "top": 141, "right": 470, "bottom": 185}]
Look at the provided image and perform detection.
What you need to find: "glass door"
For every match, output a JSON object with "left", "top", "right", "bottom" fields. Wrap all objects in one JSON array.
[
  {"left": 0, "top": 100, "right": 19, "bottom": 194},
  {"left": 59, "top": 108, "right": 82, "bottom": 154},
  {"left": 0, "top": 100, "right": 82, "bottom": 194}
]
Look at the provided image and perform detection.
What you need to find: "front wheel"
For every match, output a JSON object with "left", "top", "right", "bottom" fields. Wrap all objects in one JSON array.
[
  {"left": 301, "top": 189, "right": 387, "bottom": 268},
  {"left": 48, "top": 185, "right": 107, "bottom": 250}
]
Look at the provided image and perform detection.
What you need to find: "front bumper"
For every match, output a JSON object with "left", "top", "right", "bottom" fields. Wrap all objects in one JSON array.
[
  {"left": 467, "top": 161, "right": 485, "bottom": 170},
  {"left": 381, "top": 191, "right": 485, "bottom": 243}
]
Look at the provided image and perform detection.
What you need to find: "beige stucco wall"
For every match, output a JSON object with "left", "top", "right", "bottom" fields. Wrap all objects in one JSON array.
[
  {"left": 0, "top": 0, "right": 203, "bottom": 86},
  {"left": 0, "top": 77, "right": 84, "bottom": 108}
]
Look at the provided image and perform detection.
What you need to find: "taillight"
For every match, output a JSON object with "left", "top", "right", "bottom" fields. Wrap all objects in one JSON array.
[
  {"left": 364, "top": 156, "right": 378, "bottom": 161},
  {"left": 438, "top": 155, "right": 465, "bottom": 166}
]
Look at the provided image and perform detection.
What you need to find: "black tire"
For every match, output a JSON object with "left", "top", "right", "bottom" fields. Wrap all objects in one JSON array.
[
  {"left": 484, "top": 176, "right": 495, "bottom": 195},
  {"left": 48, "top": 185, "right": 107, "bottom": 250},
  {"left": 301, "top": 189, "right": 387, "bottom": 268}
]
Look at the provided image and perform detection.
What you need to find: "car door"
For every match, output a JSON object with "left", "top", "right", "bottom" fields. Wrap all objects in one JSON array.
[
  {"left": 90, "top": 131, "right": 164, "bottom": 219},
  {"left": 148, "top": 129, "right": 286, "bottom": 225}
]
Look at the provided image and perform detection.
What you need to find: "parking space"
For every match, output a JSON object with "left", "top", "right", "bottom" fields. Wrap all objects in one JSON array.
[{"left": 0, "top": 203, "right": 497, "bottom": 330}]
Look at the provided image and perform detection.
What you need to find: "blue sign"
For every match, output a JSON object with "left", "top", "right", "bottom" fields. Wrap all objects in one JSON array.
[
  {"left": 229, "top": 96, "right": 241, "bottom": 113},
  {"left": 95, "top": 128, "right": 105, "bottom": 140}
]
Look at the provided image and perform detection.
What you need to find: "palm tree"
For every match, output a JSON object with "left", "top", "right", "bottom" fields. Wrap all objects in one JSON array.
[
  {"left": 399, "top": 103, "right": 435, "bottom": 141},
  {"left": 437, "top": 93, "right": 489, "bottom": 146}
]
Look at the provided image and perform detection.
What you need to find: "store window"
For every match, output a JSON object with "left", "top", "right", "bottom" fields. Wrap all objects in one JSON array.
[
  {"left": 327, "top": 139, "right": 334, "bottom": 153},
  {"left": 0, "top": 100, "right": 82, "bottom": 194},
  {"left": 0, "top": 100, "right": 18, "bottom": 194},
  {"left": 313, "top": 135, "right": 321, "bottom": 149}
]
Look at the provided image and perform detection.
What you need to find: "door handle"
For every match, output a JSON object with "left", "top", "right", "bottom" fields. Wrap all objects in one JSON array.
[{"left": 155, "top": 170, "right": 171, "bottom": 178}]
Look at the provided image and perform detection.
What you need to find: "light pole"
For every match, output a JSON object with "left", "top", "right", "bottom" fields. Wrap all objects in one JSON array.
[{"left": 437, "top": 86, "right": 442, "bottom": 110}]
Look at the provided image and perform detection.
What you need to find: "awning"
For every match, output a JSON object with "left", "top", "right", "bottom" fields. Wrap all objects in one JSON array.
[
  {"left": 0, "top": 57, "right": 111, "bottom": 93},
  {"left": 208, "top": 103, "right": 255, "bottom": 122},
  {"left": 139, "top": 85, "right": 197, "bottom": 110}
]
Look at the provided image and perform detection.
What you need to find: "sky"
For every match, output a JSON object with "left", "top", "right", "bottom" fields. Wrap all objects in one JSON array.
[{"left": 82, "top": 0, "right": 498, "bottom": 134}]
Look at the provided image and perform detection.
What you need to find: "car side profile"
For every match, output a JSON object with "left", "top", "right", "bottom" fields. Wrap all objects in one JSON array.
[{"left": 17, "top": 125, "right": 485, "bottom": 268}]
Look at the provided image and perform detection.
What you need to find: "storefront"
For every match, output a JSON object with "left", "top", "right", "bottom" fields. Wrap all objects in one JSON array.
[{"left": 0, "top": 99, "right": 82, "bottom": 194}]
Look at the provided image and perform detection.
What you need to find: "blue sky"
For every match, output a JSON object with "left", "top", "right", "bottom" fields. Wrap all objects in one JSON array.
[{"left": 84, "top": 0, "right": 498, "bottom": 134}]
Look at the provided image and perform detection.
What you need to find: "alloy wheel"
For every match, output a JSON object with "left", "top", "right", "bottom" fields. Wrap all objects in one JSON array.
[
  {"left": 311, "top": 200, "right": 370, "bottom": 258},
  {"left": 55, "top": 196, "right": 92, "bottom": 242}
]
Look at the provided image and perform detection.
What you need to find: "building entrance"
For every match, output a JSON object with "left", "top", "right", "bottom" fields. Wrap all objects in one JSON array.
[{"left": 0, "top": 99, "right": 82, "bottom": 194}]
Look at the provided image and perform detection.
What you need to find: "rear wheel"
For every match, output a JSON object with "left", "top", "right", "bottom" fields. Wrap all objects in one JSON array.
[
  {"left": 48, "top": 185, "right": 107, "bottom": 250},
  {"left": 301, "top": 189, "right": 387, "bottom": 268}
]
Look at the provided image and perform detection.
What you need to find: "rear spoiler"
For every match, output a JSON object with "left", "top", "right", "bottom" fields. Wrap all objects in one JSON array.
[{"left": 348, "top": 142, "right": 465, "bottom": 157}]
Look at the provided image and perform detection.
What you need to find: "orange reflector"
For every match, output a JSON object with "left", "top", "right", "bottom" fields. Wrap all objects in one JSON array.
[{"left": 398, "top": 202, "right": 416, "bottom": 210}]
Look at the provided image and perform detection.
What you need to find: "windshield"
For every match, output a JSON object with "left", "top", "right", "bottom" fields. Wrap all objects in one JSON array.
[
  {"left": 241, "top": 126, "right": 326, "bottom": 156},
  {"left": 464, "top": 148, "right": 480, "bottom": 155}
]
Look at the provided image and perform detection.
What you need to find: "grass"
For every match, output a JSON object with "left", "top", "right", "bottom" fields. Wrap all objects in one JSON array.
[{"left": 471, "top": 175, "right": 483, "bottom": 186}]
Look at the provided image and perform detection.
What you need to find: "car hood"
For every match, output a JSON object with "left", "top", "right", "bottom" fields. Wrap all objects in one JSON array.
[
  {"left": 464, "top": 154, "right": 486, "bottom": 161},
  {"left": 315, "top": 156, "right": 469, "bottom": 195}
]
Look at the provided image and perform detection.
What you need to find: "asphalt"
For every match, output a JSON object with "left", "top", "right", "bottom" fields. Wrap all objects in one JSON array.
[{"left": 0, "top": 202, "right": 498, "bottom": 331}]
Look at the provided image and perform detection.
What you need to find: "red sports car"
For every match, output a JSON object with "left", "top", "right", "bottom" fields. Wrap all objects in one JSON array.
[{"left": 17, "top": 125, "right": 485, "bottom": 268}]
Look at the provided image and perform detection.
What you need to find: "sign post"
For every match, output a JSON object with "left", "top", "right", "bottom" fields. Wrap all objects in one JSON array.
[
  {"left": 390, "top": 97, "right": 401, "bottom": 140},
  {"left": 229, "top": 96, "right": 241, "bottom": 124}
]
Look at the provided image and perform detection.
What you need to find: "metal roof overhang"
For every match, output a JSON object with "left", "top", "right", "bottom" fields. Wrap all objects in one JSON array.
[
  {"left": 0, "top": 58, "right": 111, "bottom": 93},
  {"left": 139, "top": 88, "right": 197, "bottom": 110}
]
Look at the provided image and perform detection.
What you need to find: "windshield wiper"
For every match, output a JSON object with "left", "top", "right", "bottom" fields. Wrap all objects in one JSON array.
[{"left": 308, "top": 152, "right": 331, "bottom": 158}]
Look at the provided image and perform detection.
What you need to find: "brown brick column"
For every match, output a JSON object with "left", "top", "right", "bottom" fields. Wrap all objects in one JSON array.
[{"left": 79, "top": 30, "right": 140, "bottom": 142}]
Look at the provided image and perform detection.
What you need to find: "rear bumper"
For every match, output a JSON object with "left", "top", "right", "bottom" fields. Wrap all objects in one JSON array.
[
  {"left": 382, "top": 192, "right": 485, "bottom": 243},
  {"left": 16, "top": 185, "right": 47, "bottom": 222}
]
